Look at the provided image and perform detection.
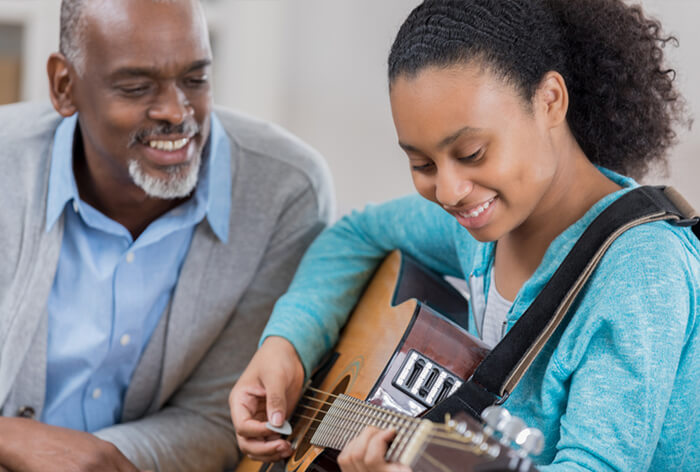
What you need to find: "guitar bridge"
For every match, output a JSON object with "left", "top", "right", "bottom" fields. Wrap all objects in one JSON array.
[{"left": 392, "top": 350, "right": 463, "bottom": 408}]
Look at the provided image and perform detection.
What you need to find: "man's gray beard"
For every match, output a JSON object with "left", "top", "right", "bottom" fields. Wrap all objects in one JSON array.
[{"left": 127, "top": 155, "right": 201, "bottom": 199}]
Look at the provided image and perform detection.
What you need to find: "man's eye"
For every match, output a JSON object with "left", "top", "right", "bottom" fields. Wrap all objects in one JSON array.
[
  {"left": 118, "top": 85, "right": 150, "bottom": 96},
  {"left": 185, "top": 76, "right": 209, "bottom": 87}
]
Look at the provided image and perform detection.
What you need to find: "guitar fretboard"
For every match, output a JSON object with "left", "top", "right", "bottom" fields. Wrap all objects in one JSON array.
[{"left": 309, "top": 393, "right": 435, "bottom": 465}]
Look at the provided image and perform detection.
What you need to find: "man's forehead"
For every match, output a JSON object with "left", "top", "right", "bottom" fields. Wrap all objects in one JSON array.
[
  {"left": 82, "top": 0, "right": 210, "bottom": 61},
  {"left": 84, "top": 0, "right": 207, "bottom": 39}
]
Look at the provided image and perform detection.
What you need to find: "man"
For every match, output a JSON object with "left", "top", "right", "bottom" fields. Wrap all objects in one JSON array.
[{"left": 0, "top": 0, "right": 333, "bottom": 471}]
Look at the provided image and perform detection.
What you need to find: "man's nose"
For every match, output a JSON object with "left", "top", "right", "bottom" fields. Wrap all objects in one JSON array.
[
  {"left": 147, "top": 83, "right": 192, "bottom": 124},
  {"left": 435, "top": 168, "right": 473, "bottom": 208}
]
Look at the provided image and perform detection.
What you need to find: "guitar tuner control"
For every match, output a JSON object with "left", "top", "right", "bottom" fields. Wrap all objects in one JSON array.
[
  {"left": 454, "top": 421, "right": 469, "bottom": 435},
  {"left": 487, "top": 444, "right": 501, "bottom": 459},
  {"left": 482, "top": 405, "right": 512, "bottom": 435},
  {"left": 500, "top": 416, "right": 527, "bottom": 445},
  {"left": 482, "top": 405, "right": 545, "bottom": 459},
  {"left": 515, "top": 427, "right": 545, "bottom": 456}
]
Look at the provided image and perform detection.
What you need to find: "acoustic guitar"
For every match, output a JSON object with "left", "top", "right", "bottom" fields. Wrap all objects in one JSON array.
[{"left": 235, "top": 251, "right": 540, "bottom": 472}]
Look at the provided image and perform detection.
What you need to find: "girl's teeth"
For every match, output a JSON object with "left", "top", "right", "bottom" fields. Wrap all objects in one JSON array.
[{"left": 463, "top": 198, "right": 493, "bottom": 218}]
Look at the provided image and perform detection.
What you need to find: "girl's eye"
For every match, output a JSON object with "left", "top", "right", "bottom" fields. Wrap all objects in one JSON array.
[
  {"left": 411, "top": 162, "right": 435, "bottom": 172},
  {"left": 458, "top": 149, "right": 482, "bottom": 162}
]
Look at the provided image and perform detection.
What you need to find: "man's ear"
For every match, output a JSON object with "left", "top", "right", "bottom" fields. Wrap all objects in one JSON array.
[
  {"left": 47, "top": 52, "right": 78, "bottom": 117},
  {"left": 535, "top": 70, "right": 569, "bottom": 129}
]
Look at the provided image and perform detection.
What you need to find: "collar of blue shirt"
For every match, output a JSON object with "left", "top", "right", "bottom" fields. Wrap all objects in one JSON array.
[{"left": 45, "top": 112, "right": 231, "bottom": 243}]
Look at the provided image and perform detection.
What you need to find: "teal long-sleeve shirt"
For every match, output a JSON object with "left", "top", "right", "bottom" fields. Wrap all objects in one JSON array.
[{"left": 262, "top": 169, "right": 700, "bottom": 471}]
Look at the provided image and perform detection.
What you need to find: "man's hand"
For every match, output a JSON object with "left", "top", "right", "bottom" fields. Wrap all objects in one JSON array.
[
  {"left": 337, "top": 427, "right": 412, "bottom": 472},
  {"left": 229, "top": 336, "right": 305, "bottom": 463},
  {"left": 0, "top": 418, "right": 147, "bottom": 472}
]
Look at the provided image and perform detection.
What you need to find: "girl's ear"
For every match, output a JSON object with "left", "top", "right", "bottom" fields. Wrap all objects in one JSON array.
[
  {"left": 535, "top": 71, "right": 569, "bottom": 129},
  {"left": 47, "top": 52, "right": 78, "bottom": 117}
]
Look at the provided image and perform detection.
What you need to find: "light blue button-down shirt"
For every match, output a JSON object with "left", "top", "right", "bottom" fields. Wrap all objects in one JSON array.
[{"left": 41, "top": 113, "right": 231, "bottom": 432}]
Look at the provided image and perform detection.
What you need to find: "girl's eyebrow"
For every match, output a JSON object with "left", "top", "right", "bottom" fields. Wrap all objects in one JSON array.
[
  {"left": 399, "top": 125, "right": 482, "bottom": 153},
  {"left": 437, "top": 126, "right": 481, "bottom": 148}
]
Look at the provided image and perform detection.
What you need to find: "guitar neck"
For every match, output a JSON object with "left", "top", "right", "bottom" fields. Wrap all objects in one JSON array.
[
  {"left": 310, "top": 394, "right": 500, "bottom": 468},
  {"left": 310, "top": 393, "right": 424, "bottom": 463}
]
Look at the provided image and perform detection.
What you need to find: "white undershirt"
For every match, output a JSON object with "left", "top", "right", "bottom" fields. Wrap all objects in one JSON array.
[{"left": 482, "top": 268, "right": 513, "bottom": 347}]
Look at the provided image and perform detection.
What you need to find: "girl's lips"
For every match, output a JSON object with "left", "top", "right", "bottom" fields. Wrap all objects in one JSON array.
[
  {"left": 451, "top": 196, "right": 497, "bottom": 229},
  {"left": 458, "top": 197, "right": 496, "bottom": 217}
]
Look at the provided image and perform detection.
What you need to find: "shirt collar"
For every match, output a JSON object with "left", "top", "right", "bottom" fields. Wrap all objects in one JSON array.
[
  {"left": 205, "top": 113, "right": 231, "bottom": 242},
  {"left": 46, "top": 114, "right": 79, "bottom": 233},
  {"left": 46, "top": 112, "right": 231, "bottom": 243}
]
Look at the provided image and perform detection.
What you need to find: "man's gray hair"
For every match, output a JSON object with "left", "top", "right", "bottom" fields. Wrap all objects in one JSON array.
[
  {"left": 59, "top": 0, "right": 88, "bottom": 74},
  {"left": 59, "top": 0, "right": 185, "bottom": 75}
]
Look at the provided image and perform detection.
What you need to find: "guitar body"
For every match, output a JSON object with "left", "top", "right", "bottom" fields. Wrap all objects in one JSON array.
[{"left": 236, "top": 251, "right": 491, "bottom": 472}]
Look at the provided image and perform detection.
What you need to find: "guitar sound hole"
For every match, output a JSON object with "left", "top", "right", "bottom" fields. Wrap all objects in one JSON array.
[{"left": 293, "top": 375, "right": 351, "bottom": 461}]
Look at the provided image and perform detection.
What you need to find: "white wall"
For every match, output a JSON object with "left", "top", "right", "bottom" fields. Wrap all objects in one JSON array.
[
  {"left": 641, "top": 0, "right": 700, "bottom": 205},
  {"left": 203, "top": 0, "right": 421, "bottom": 216},
  {"left": 4, "top": 0, "right": 698, "bottom": 214}
]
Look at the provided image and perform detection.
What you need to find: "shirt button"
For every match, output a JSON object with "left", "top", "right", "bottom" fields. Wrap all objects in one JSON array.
[
  {"left": 120, "top": 334, "right": 131, "bottom": 346},
  {"left": 17, "top": 406, "right": 36, "bottom": 419},
  {"left": 92, "top": 388, "right": 102, "bottom": 399},
  {"left": 125, "top": 252, "right": 135, "bottom": 263},
  {"left": 72, "top": 201, "right": 79, "bottom": 213}
]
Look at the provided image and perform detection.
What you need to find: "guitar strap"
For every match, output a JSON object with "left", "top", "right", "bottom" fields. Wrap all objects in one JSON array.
[{"left": 426, "top": 185, "right": 700, "bottom": 422}]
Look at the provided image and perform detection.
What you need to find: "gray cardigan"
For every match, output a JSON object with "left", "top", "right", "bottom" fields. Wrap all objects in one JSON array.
[{"left": 0, "top": 102, "right": 334, "bottom": 471}]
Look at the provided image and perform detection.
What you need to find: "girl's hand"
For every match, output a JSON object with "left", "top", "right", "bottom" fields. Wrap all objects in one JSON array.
[{"left": 338, "top": 427, "right": 412, "bottom": 472}]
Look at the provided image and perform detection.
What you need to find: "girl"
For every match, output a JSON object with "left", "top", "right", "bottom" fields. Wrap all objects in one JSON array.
[{"left": 230, "top": 1, "right": 698, "bottom": 470}]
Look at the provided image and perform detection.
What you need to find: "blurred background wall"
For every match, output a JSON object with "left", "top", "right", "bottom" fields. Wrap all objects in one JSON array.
[{"left": 1, "top": 0, "right": 697, "bottom": 215}]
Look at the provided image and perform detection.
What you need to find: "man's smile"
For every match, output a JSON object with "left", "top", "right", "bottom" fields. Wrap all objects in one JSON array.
[{"left": 147, "top": 137, "right": 190, "bottom": 151}]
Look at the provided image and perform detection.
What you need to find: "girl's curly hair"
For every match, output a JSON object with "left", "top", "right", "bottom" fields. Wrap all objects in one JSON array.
[{"left": 388, "top": 0, "right": 688, "bottom": 179}]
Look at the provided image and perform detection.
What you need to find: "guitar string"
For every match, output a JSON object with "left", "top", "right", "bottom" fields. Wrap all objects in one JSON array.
[
  {"left": 301, "top": 389, "right": 424, "bottom": 428},
  {"left": 290, "top": 411, "right": 489, "bottom": 455},
  {"left": 293, "top": 400, "right": 469, "bottom": 443},
  {"left": 290, "top": 399, "right": 487, "bottom": 447},
  {"left": 294, "top": 409, "right": 485, "bottom": 448},
  {"left": 293, "top": 399, "right": 474, "bottom": 442},
  {"left": 297, "top": 390, "right": 487, "bottom": 443},
  {"left": 300, "top": 420, "right": 489, "bottom": 457},
  {"left": 304, "top": 387, "right": 425, "bottom": 428},
  {"left": 298, "top": 388, "right": 476, "bottom": 439}
]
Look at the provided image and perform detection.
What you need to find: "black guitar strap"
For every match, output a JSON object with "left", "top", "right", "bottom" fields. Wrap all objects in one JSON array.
[{"left": 426, "top": 185, "right": 700, "bottom": 422}]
